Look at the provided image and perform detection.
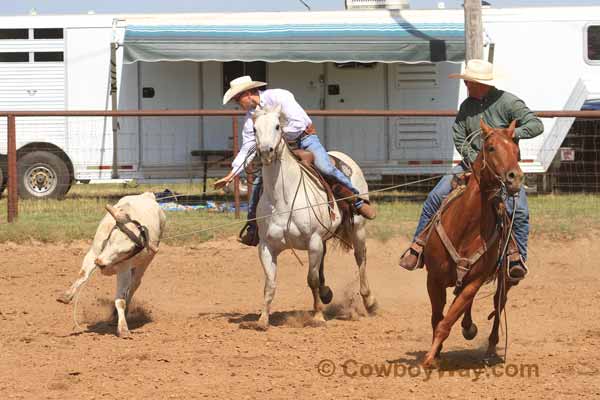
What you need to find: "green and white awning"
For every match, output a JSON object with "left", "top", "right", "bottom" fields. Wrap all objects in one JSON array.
[{"left": 123, "top": 11, "right": 465, "bottom": 64}]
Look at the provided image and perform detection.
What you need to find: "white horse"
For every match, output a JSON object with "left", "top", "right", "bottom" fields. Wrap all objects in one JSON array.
[{"left": 248, "top": 104, "right": 378, "bottom": 330}]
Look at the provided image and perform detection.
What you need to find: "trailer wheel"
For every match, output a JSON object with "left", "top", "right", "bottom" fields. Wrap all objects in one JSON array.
[{"left": 18, "top": 151, "right": 70, "bottom": 199}]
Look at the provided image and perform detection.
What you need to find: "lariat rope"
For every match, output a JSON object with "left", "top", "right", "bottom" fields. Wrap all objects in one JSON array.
[{"left": 160, "top": 174, "right": 444, "bottom": 241}]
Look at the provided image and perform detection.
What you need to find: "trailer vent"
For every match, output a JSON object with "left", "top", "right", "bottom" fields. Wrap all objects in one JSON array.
[
  {"left": 395, "top": 63, "right": 439, "bottom": 89},
  {"left": 395, "top": 120, "right": 438, "bottom": 149},
  {"left": 345, "top": 0, "right": 409, "bottom": 10}
]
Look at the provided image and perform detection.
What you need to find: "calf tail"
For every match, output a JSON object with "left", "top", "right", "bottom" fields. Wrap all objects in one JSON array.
[{"left": 72, "top": 265, "right": 98, "bottom": 332}]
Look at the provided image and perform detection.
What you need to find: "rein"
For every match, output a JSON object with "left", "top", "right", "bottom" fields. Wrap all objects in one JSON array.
[
  {"left": 258, "top": 124, "right": 349, "bottom": 252},
  {"left": 436, "top": 129, "right": 518, "bottom": 293},
  {"left": 472, "top": 129, "right": 508, "bottom": 195},
  {"left": 281, "top": 140, "right": 346, "bottom": 245}
]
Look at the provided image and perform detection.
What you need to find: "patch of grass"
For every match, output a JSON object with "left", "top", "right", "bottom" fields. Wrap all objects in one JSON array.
[
  {"left": 0, "top": 184, "right": 598, "bottom": 245},
  {"left": 0, "top": 181, "right": 242, "bottom": 244},
  {"left": 528, "top": 193, "right": 600, "bottom": 239}
]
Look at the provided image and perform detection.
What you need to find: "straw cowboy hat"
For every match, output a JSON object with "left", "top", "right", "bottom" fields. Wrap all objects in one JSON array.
[
  {"left": 448, "top": 59, "right": 499, "bottom": 86},
  {"left": 222, "top": 75, "right": 267, "bottom": 105}
]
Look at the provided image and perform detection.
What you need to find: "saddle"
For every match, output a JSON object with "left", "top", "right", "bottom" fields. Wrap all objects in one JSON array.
[{"left": 290, "top": 149, "right": 369, "bottom": 225}]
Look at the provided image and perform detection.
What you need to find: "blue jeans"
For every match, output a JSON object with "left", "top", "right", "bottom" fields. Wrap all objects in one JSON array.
[
  {"left": 247, "top": 134, "right": 361, "bottom": 223},
  {"left": 248, "top": 174, "right": 261, "bottom": 222},
  {"left": 299, "top": 134, "right": 359, "bottom": 193},
  {"left": 413, "top": 164, "right": 530, "bottom": 260}
]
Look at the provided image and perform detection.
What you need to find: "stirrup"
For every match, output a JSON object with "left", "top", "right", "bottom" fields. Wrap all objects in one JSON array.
[
  {"left": 399, "top": 242, "right": 424, "bottom": 271},
  {"left": 238, "top": 222, "right": 259, "bottom": 247},
  {"left": 507, "top": 254, "right": 528, "bottom": 283}
]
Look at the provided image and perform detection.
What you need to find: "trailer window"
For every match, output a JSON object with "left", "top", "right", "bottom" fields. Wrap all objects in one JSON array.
[
  {"left": 34, "top": 51, "right": 64, "bottom": 62},
  {"left": 588, "top": 25, "right": 600, "bottom": 61},
  {"left": 0, "top": 52, "right": 29, "bottom": 62},
  {"left": 223, "top": 61, "right": 266, "bottom": 95},
  {"left": 34, "top": 28, "right": 64, "bottom": 39},
  {"left": 334, "top": 62, "right": 377, "bottom": 69},
  {"left": 0, "top": 29, "right": 29, "bottom": 40}
]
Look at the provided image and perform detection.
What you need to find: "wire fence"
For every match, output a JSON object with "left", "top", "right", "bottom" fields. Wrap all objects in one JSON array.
[
  {"left": 541, "top": 118, "right": 600, "bottom": 192},
  {"left": 1, "top": 109, "right": 600, "bottom": 225}
]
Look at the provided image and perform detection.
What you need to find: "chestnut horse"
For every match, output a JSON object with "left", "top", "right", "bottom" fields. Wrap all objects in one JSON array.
[{"left": 422, "top": 119, "right": 523, "bottom": 368}]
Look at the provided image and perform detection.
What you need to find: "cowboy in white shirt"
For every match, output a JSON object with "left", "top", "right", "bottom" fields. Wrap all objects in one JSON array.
[{"left": 215, "top": 76, "right": 375, "bottom": 246}]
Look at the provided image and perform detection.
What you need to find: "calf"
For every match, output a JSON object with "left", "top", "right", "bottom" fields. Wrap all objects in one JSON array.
[{"left": 57, "top": 192, "right": 166, "bottom": 338}]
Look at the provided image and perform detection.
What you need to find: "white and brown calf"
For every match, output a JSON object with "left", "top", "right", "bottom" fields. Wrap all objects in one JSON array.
[{"left": 57, "top": 192, "right": 166, "bottom": 338}]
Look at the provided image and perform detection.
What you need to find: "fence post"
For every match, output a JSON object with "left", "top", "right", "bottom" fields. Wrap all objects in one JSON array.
[
  {"left": 232, "top": 116, "right": 240, "bottom": 219},
  {"left": 7, "top": 114, "right": 18, "bottom": 223}
]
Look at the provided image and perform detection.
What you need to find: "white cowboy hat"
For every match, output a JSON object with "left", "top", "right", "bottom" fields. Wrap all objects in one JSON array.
[
  {"left": 448, "top": 59, "right": 499, "bottom": 86},
  {"left": 222, "top": 75, "right": 267, "bottom": 105}
]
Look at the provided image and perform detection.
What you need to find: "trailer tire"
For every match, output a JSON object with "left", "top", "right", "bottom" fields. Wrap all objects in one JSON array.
[{"left": 18, "top": 151, "right": 70, "bottom": 199}]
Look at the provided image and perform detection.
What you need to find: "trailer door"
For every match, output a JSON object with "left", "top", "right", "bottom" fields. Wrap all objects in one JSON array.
[
  {"left": 325, "top": 62, "right": 386, "bottom": 163},
  {"left": 139, "top": 61, "right": 200, "bottom": 171}
]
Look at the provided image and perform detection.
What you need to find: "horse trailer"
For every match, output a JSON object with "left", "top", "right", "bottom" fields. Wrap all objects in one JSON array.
[{"left": 1, "top": 5, "right": 599, "bottom": 198}]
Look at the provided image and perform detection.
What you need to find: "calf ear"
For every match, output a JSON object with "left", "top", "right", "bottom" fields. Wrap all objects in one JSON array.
[{"left": 105, "top": 204, "right": 128, "bottom": 224}]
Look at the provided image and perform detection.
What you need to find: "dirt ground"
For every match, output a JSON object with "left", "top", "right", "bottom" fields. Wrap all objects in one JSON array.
[{"left": 1, "top": 233, "right": 599, "bottom": 399}]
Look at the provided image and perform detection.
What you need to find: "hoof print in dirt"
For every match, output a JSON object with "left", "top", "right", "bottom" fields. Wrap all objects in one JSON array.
[
  {"left": 306, "top": 319, "right": 327, "bottom": 328},
  {"left": 239, "top": 321, "right": 269, "bottom": 331}
]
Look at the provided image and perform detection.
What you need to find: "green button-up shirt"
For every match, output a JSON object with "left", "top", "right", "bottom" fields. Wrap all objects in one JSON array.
[{"left": 452, "top": 87, "right": 544, "bottom": 164}]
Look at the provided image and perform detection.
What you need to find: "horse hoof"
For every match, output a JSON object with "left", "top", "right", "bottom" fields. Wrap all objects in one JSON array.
[
  {"left": 462, "top": 323, "right": 478, "bottom": 340},
  {"left": 483, "top": 352, "right": 502, "bottom": 366},
  {"left": 319, "top": 286, "right": 333, "bottom": 305},
  {"left": 308, "top": 318, "right": 327, "bottom": 328},
  {"left": 56, "top": 293, "right": 72, "bottom": 304},
  {"left": 117, "top": 328, "right": 132, "bottom": 339},
  {"left": 422, "top": 357, "right": 440, "bottom": 370},
  {"left": 365, "top": 299, "right": 379, "bottom": 315}
]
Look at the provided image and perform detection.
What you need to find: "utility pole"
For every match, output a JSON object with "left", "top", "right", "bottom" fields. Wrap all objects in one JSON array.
[{"left": 464, "top": 0, "right": 483, "bottom": 61}]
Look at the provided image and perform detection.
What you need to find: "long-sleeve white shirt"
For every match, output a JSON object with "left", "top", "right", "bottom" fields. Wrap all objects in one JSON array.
[{"left": 230, "top": 88, "right": 312, "bottom": 176}]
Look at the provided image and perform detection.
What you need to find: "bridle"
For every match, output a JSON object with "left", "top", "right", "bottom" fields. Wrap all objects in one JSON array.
[
  {"left": 254, "top": 114, "right": 285, "bottom": 164},
  {"left": 475, "top": 129, "right": 516, "bottom": 197}
]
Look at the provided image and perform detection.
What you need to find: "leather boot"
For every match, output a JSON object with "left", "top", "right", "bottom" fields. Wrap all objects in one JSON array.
[
  {"left": 399, "top": 241, "right": 424, "bottom": 271},
  {"left": 333, "top": 183, "right": 376, "bottom": 220},
  {"left": 355, "top": 201, "right": 376, "bottom": 220},
  {"left": 506, "top": 237, "right": 528, "bottom": 282},
  {"left": 238, "top": 221, "right": 259, "bottom": 246}
]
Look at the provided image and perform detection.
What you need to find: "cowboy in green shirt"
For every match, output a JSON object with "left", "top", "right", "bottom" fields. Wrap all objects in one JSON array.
[
  {"left": 399, "top": 59, "right": 544, "bottom": 282},
  {"left": 454, "top": 86, "right": 543, "bottom": 164}
]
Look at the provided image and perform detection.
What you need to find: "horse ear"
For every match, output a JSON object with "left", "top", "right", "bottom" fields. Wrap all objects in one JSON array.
[
  {"left": 480, "top": 119, "right": 493, "bottom": 139},
  {"left": 508, "top": 120, "right": 517, "bottom": 138}
]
